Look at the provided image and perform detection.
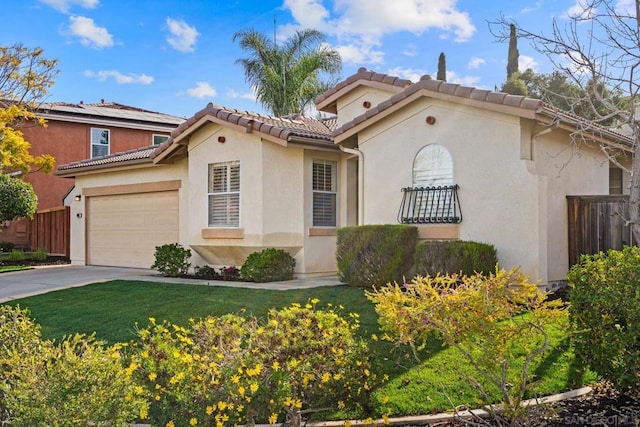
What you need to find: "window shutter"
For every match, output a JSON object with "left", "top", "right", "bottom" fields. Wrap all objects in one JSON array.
[
  {"left": 312, "top": 160, "right": 337, "bottom": 227},
  {"left": 208, "top": 161, "right": 240, "bottom": 227}
]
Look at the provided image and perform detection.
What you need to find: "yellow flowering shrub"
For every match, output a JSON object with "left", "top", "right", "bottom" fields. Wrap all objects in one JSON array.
[
  {"left": 0, "top": 305, "right": 145, "bottom": 426},
  {"left": 367, "top": 268, "right": 566, "bottom": 423},
  {"left": 133, "top": 302, "right": 378, "bottom": 427}
]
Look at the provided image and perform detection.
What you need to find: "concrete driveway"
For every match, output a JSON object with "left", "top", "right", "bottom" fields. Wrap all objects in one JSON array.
[
  {"left": 0, "top": 264, "right": 343, "bottom": 303},
  {"left": 0, "top": 265, "right": 156, "bottom": 303}
]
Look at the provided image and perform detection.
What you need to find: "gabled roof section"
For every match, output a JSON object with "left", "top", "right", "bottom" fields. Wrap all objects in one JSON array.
[
  {"left": 315, "top": 67, "right": 413, "bottom": 114},
  {"left": 35, "top": 101, "right": 185, "bottom": 131},
  {"left": 56, "top": 146, "right": 156, "bottom": 177},
  {"left": 332, "top": 75, "right": 635, "bottom": 150},
  {"left": 153, "top": 103, "right": 336, "bottom": 163}
]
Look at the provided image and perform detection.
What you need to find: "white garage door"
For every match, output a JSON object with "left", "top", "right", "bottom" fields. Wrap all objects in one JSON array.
[{"left": 87, "top": 191, "right": 179, "bottom": 268}]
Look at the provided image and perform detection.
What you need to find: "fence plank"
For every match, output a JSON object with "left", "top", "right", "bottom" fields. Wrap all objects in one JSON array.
[
  {"left": 567, "top": 195, "right": 635, "bottom": 266},
  {"left": 30, "top": 206, "right": 70, "bottom": 257}
]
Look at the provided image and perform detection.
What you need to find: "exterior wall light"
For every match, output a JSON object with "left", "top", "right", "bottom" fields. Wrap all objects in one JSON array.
[{"left": 74, "top": 194, "right": 82, "bottom": 202}]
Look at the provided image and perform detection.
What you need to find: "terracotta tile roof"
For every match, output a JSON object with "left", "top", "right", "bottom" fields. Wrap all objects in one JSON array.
[
  {"left": 57, "top": 146, "right": 156, "bottom": 173},
  {"left": 330, "top": 72, "right": 634, "bottom": 148},
  {"left": 153, "top": 103, "right": 335, "bottom": 161},
  {"left": 315, "top": 67, "right": 412, "bottom": 108}
]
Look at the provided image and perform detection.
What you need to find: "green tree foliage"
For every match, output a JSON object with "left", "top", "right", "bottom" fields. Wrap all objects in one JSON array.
[
  {"left": 436, "top": 52, "right": 446, "bottom": 81},
  {"left": 0, "top": 173, "right": 37, "bottom": 222},
  {"left": 507, "top": 23, "right": 519, "bottom": 79},
  {"left": 233, "top": 28, "right": 342, "bottom": 116}
]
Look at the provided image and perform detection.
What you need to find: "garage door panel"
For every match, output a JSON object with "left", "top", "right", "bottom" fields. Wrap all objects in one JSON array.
[{"left": 87, "top": 191, "right": 179, "bottom": 268}]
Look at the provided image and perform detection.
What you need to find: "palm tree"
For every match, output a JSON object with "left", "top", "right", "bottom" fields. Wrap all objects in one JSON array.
[{"left": 233, "top": 28, "right": 342, "bottom": 116}]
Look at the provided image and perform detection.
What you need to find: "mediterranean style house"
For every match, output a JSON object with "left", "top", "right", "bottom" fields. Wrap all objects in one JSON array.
[
  {"left": 57, "top": 68, "right": 634, "bottom": 286},
  {"left": 2, "top": 102, "right": 184, "bottom": 253}
]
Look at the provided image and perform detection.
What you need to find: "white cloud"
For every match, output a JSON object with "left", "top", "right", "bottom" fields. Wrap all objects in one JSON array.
[
  {"left": 282, "top": 0, "right": 476, "bottom": 64},
  {"left": 227, "top": 89, "right": 257, "bottom": 101},
  {"left": 615, "top": 0, "right": 636, "bottom": 14},
  {"left": 446, "top": 71, "right": 481, "bottom": 87},
  {"left": 84, "top": 70, "right": 154, "bottom": 84},
  {"left": 166, "top": 18, "right": 199, "bottom": 52},
  {"left": 187, "top": 82, "right": 217, "bottom": 98},
  {"left": 386, "top": 66, "right": 426, "bottom": 82},
  {"left": 519, "top": 55, "right": 538, "bottom": 72},
  {"left": 467, "top": 57, "right": 485, "bottom": 69},
  {"left": 68, "top": 16, "right": 113, "bottom": 48},
  {"left": 39, "top": 0, "right": 98, "bottom": 13}
]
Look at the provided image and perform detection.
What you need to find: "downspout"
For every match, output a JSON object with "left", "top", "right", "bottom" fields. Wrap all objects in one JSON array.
[{"left": 339, "top": 145, "right": 364, "bottom": 225}]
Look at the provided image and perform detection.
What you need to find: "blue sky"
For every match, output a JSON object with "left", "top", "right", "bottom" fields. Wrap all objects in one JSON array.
[{"left": 1, "top": 0, "right": 630, "bottom": 119}]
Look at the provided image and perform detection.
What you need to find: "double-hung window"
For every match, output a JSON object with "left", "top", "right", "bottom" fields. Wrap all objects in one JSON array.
[
  {"left": 152, "top": 134, "right": 169, "bottom": 146},
  {"left": 208, "top": 161, "right": 240, "bottom": 227},
  {"left": 91, "top": 128, "right": 110, "bottom": 158},
  {"left": 312, "top": 160, "right": 337, "bottom": 227}
]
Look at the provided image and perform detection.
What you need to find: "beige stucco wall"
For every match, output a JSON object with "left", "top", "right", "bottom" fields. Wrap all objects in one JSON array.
[
  {"left": 336, "top": 85, "right": 402, "bottom": 127},
  {"left": 532, "top": 130, "right": 609, "bottom": 282},
  {"left": 351, "top": 96, "right": 610, "bottom": 285},
  {"left": 183, "top": 123, "right": 343, "bottom": 275},
  {"left": 66, "top": 160, "right": 190, "bottom": 266}
]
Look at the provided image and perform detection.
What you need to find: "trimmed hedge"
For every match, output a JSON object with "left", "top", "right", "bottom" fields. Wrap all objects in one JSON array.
[
  {"left": 336, "top": 225, "right": 417, "bottom": 289},
  {"left": 240, "top": 248, "right": 295, "bottom": 282},
  {"left": 415, "top": 240, "right": 497, "bottom": 277},
  {"left": 567, "top": 246, "right": 640, "bottom": 391}
]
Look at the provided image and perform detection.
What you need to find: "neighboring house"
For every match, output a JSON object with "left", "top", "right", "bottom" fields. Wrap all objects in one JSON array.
[
  {"left": 2, "top": 101, "right": 184, "bottom": 253},
  {"left": 57, "top": 68, "right": 634, "bottom": 285}
]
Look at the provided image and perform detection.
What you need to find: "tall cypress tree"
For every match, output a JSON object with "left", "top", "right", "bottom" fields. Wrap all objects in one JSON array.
[
  {"left": 507, "top": 23, "right": 519, "bottom": 79},
  {"left": 437, "top": 52, "right": 446, "bottom": 81}
]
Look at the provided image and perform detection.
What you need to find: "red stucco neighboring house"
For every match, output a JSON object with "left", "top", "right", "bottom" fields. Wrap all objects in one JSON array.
[{"left": 2, "top": 101, "right": 184, "bottom": 254}]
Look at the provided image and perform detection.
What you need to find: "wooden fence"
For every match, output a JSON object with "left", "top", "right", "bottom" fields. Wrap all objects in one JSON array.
[
  {"left": 567, "top": 195, "right": 636, "bottom": 266},
  {"left": 30, "top": 206, "right": 70, "bottom": 257}
]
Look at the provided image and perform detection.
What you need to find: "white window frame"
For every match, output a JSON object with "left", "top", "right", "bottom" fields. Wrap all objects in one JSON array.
[
  {"left": 208, "top": 161, "right": 240, "bottom": 228},
  {"left": 90, "top": 128, "right": 110, "bottom": 158},
  {"left": 152, "top": 134, "right": 169, "bottom": 146},
  {"left": 312, "top": 159, "right": 337, "bottom": 227}
]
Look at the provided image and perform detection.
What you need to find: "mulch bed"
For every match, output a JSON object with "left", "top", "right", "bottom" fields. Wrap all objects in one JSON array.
[{"left": 0, "top": 255, "right": 70, "bottom": 267}]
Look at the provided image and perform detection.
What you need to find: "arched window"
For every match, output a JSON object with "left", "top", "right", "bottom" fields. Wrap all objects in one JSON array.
[
  {"left": 413, "top": 144, "right": 453, "bottom": 187},
  {"left": 398, "top": 144, "right": 461, "bottom": 224}
]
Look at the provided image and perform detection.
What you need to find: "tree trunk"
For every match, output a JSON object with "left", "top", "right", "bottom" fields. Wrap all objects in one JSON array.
[{"left": 629, "top": 139, "right": 640, "bottom": 243}]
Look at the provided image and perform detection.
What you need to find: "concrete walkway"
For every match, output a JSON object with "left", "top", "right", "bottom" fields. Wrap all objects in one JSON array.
[{"left": 0, "top": 264, "right": 343, "bottom": 303}]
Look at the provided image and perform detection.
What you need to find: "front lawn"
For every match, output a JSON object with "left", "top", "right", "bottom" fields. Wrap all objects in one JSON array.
[
  {"left": 0, "top": 265, "right": 32, "bottom": 273},
  {"left": 4, "top": 280, "right": 596, "bottom": 418}
]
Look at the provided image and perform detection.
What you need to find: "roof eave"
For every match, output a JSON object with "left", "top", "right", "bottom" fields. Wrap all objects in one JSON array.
[{"left": 56, "top": 158, "right": 154, "bottom": 177}]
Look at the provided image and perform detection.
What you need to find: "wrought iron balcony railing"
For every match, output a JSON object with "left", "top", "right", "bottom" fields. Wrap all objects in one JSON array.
[{"left": 398, "top": 184, "right": 462, "bottom": 224}]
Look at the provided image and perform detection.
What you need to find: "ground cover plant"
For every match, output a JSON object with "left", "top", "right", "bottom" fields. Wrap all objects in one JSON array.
[{"left": 2, "top": 280, "right": 595, "bottom": 422}]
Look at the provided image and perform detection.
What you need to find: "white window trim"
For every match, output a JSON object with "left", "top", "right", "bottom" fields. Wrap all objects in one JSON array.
[
  {"left": 152, "top": 134, "right": 169, "bottom": 146},
  {"left": 208, "top": 161, "right": 240, "bottom": 228},
  {"left": 90, "top": 128, "right": 110, "bottom": 159},
  {"left": 312, "top": 159, "right": 338, "bottom": 228}
]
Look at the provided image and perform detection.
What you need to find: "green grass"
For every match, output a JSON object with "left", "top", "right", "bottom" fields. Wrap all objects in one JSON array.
[
  {"left": 0, "top": 265, "right": 33, "bottom": 273},
  {"left": 4, "top": 280, "right": 596, "bottom": 418}
]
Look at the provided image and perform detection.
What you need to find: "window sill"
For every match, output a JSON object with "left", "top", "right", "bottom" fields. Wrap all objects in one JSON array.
[
  {"left": 201, "top": 228, "right": 244, "bottom": 239},
  {"left": 308, "top": 227, "right": 337, "bottom": 237},
  {"left": 417, "top": 225, "right": 459, "bottom": 240}
]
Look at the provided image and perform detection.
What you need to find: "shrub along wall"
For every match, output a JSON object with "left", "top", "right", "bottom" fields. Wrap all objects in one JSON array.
[
  {"left": 415, "top": 240, "right": 498, "bottom": 277},
  {"left": 337, "top": 225, "right": 497, "bottom": 288},
  {"left": 336, "top": 225, "right": 417, "bottom": 289}
]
